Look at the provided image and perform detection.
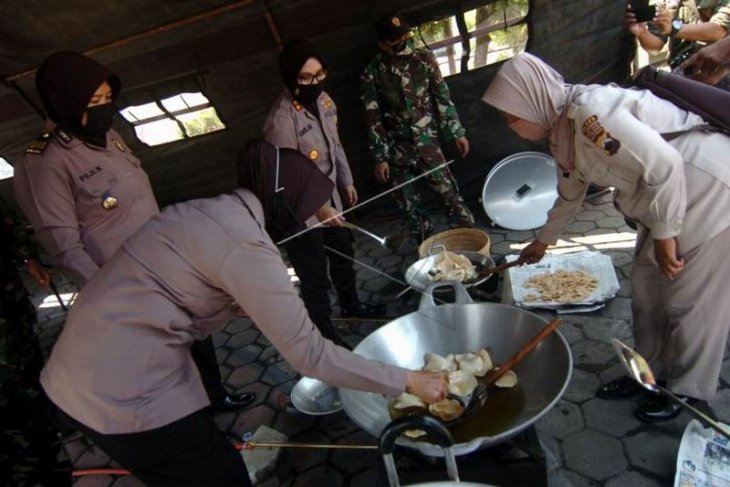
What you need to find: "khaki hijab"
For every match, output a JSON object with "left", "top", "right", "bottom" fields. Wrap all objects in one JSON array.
[{"left": 482, "top": 53, "right": 599, "bottom": 172}]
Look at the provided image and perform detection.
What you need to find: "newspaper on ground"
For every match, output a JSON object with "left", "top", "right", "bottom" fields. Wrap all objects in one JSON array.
[
  {"left": 675, "top": 419, "right": 730, "bottom": 487},
  {"left": 506, "top": 251, "right": 620, "bottom": 310}
]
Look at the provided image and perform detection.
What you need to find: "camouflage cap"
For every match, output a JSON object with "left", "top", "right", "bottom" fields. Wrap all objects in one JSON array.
[{"left": 375, "top": 12, "right": 411, "bottom": 42}]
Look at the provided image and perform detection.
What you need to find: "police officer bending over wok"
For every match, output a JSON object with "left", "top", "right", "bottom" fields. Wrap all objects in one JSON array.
[
  {"left": 483, "top": 52, "right": 730, "bottom": 422},
  {"left": 13, "top": 51, "right": 255, "bottom": 413},
  {"left": 39, "top": 139, "right": 447, "bottom": 486}
]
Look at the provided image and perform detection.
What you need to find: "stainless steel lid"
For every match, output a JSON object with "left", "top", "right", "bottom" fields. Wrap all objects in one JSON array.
[{"left": 481, "top": 151, "right": 558, "bottom": 231}]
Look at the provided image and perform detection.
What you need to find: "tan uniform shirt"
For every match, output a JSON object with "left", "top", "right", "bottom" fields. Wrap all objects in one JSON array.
[
  {"left": 40, "top": 189, "right": 407, "bottom": 434},
  {"left": 13, "top": 126, "right": 159, "bottom": 286},
  {"left": 538, "top": 85, "right": 730, "bottom": 259},
  {"left": 262, "top": 89, "right": 354, "bottom": 227}
]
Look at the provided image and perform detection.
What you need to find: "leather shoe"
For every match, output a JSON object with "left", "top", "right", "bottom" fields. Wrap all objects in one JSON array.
[
  {"left": 596, "top": 376, "right": 644, "bottom": 400},
  {"left": 341, "top": 302, "right": 386, "bottom": 319},
  {"left": 635, "top": 393, "right": 690, "bottom": 423},
  {"left": 213, "top": 392, "right": 256, "bottom": 412}
]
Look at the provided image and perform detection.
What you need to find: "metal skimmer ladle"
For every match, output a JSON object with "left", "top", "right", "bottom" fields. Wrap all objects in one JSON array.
[
  {"left": 446, "top": 317, "right": 562, "bottom": 426},
  {"left": 611, "top": 338, "right": 730, "bottom": 439},
  {"left": 343, "top": 222, "right": 406, "bottom": 250}
]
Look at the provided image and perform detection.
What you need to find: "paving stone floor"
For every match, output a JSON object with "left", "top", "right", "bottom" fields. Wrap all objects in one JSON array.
[{"left": 30, "top": 190, "right": 730, "bottom": 486}]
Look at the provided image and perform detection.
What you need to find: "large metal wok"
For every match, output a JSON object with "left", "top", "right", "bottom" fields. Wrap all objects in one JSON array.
[{"left": 340, "top": 282, "right": 572, "bottom": 457}]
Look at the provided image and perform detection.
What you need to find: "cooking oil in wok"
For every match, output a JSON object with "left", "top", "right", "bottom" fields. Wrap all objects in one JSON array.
[
  {"left": 388, "top": 384, "right": 525, "bottom": 443},
  {"left": 449, "top": 384, "right": 525, "bottom": 442}
]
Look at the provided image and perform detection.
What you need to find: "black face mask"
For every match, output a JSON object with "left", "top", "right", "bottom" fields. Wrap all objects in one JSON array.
[
  {"left": 294, "top": 83, "right": 324, "bottom": 105},
  {"left": 83, "top": 103, "right": 115, "bottom": 145}
]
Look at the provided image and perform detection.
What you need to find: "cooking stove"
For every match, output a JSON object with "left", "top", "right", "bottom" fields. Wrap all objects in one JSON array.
[{"left": 379, "top": 426, "right": 547, "bottom": 486}]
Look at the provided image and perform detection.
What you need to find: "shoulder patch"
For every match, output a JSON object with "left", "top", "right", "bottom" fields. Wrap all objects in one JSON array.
[
  {"left": 581, "top": 115, "right": 621, "bottom": 156},
  {"left": 25, "top": 132, "right": 51, "bottom": 155}
]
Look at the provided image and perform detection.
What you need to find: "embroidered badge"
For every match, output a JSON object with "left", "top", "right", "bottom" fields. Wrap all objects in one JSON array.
[
  {"left": 581, "top": 115, "right": 621, "bottom": 156},
  {"left": 308, "top": 149, "right": 320, "bottom": 161},
  {"left": 292, "top": 100, "right": 303, "bottom": 112},
  {"left": 25, "top": 132, "right": 51, "bottom": 155},
  {"left": 55, "top": 127, "right": 73, "bottom": 144},
  {"left": 113, "top": 139, "right": 128, "bottom": 152},
  {"left": 323, "top": 96, "right": 333, "bottom": 109},
  {"left": 101, "top": 191, "right": 118, "bottom": 210}
]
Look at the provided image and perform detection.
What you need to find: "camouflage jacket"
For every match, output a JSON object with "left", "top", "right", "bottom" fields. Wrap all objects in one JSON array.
[{"left": 360, "top": 43, "right": 466, "bottom": 166}]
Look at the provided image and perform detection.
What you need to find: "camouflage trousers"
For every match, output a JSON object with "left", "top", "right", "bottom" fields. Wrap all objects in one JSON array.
[
  {"left": 388, "top": 141, "right": 475, "bottom": 237},
  {"left": 1, "top": 283, "right": 71, "bottom": 486}
]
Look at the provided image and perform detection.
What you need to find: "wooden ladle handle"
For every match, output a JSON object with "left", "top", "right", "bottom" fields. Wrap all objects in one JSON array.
[
  {"left": 479, "top": 258, "right": 525, "bottom": 277},
  {"left": 486, "top": 317, "right": 562, "bottom": 385}
]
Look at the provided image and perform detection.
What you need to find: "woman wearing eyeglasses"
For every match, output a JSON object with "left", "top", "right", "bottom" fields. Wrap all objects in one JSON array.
[{"left": 262, "top": 40, "right": 384, "bottom": 349}]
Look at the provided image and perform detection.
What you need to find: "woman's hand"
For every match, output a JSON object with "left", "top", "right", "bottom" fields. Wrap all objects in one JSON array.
[
  {"left": 374, "top": 162, "right": 390, "bottom": 184},
  {"left": 405, "top": 370, "right": 448, "bottom": 404},
  {"left": 455, "top": 137, "right": 470, "bottom": 158},
  {"left": 343, "top": 185, "right": 358, "bottom": 207},
  {"left": 625, "top": 10, "right": 648, "bottom": 36},
  {"left": 25, "top": 259, "right": 50, "bottom": 287},
  {"left": 653, "top": 8, "right": 673, "bottom": 35},
  {"left": 654, "top": 237, "right": 685, "bottom": 279},
  {"left": 315, "top": 204, "right": 345, "bottom": 227},
  {"left": 519, "top": 240, "right": 549, "bottom": 264}
]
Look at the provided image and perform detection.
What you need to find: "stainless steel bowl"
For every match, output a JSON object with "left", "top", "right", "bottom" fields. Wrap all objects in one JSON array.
[
  {"left": 405, "top": 250, "right": 495, "bottom": 291},
  {"left": 290, "top": 377, "right": 342, "bottom": 415}
]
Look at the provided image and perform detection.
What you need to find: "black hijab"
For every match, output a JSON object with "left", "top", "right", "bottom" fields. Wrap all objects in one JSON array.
[
  {"left": 35, "top": 51, "right": 120, "bottom": 146},
  {"left": 236, "top": 139, "right": 334, "bottom": 241}
]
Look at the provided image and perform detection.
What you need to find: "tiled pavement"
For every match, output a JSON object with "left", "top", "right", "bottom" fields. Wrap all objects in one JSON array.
[{"left": 30, "top": 190, "right": 730, "bottom": 486}]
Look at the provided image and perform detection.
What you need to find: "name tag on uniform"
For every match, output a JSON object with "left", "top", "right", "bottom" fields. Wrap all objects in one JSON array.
[{"left": 298, "top": 124, "right": 313, "bottom": 137}]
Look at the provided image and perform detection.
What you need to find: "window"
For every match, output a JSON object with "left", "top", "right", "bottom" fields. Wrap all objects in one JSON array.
[
  {"left": 120, "top": 92, "right": 225, "bottom": 146},
  {"left": 415, "top": 0, "right": 529, "bottom": 77},
  {"left": 0, "top": 157, "right": 13, "bottom": 180}
]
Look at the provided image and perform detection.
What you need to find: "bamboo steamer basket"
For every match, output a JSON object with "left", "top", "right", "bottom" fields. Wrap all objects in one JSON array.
[{"left": 417, "top": 228, "right": 491, "bottom": 258}]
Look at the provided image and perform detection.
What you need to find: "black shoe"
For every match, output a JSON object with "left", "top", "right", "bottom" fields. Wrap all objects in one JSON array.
[
  {"left": 213, "top": 392, "right": 257, "bottom": 412},
  {"left": 341, "top": 302, "right": 386, "bottom": 319},
  {"left": 596, "top": 376, "right": 644, "bottom": 400},
  {"left": 635, "top": 393, "right": 688, "bottom": 423}
]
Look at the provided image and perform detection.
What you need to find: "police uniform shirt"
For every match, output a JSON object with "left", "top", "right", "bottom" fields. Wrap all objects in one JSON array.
[
  {"left": 262, "top": 89, "right": 354, "bottom": 227},
  {"left": 13, "top": 126, "right": 159, "bottom": 286},
  {"left": 40, "top": 189, "right": 406, "bottom": 434}
]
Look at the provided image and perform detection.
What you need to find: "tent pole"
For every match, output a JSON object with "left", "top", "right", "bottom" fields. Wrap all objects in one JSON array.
[{"left": 257, "top": 0, "right": 283, "bottom": 50}]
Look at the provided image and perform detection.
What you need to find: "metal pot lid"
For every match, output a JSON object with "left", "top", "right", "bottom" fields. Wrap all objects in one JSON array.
[{"left": 481, "top": 151, "right": 558, "bottom": 231}]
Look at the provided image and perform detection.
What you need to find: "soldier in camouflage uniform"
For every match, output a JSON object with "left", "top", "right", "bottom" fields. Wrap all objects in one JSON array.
[
  {"left": 0, "top": 197, "right": 71, "bottom": 486},
  {"left": 361, "top": 12, "right": 475, "bottom": 240}
]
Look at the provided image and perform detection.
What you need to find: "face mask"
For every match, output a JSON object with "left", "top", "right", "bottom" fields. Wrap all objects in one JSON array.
[
  {"left": 84, "top": 103, "right": 115, "bottom": 140},
  {"left": 294, "top": 83, "right": 324, "bottom": 104}
]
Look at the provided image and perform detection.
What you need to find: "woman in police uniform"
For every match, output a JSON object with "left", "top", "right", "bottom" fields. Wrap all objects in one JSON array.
[
  {"left": 262, "top": 40, "right": 384, "bottom": 348},
  {"left": 483, "top": 52, "right": 730, "bottom": 422},
  {"left": 13, "top": 51, "right": 254, "bottom": 412}
]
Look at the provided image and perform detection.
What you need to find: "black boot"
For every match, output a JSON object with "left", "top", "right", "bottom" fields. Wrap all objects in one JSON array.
[
  {"left": 635, "top": 393, "right": 693, "bottom": 423},
  {"left": 596, "top": 376, "right": 644, "bottom": 400}
]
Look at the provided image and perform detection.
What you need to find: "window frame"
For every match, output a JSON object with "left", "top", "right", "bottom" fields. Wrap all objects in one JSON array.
[{"left": 413, "top": 0, "right": 531, "bottom": 77}]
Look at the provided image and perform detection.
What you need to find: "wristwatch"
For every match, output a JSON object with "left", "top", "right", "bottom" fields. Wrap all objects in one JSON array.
[{"left": 670, "top": 19, "right": 683, "bottom": 36}]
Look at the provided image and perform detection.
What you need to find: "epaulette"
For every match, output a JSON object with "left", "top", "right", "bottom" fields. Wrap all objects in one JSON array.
[{"left": 25, "top": 132, "right": 51, "bottom": 155}]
